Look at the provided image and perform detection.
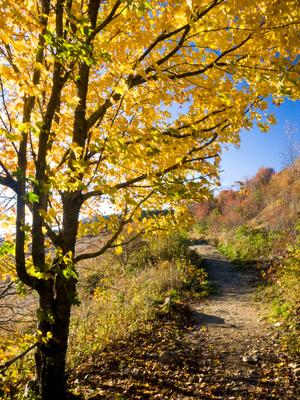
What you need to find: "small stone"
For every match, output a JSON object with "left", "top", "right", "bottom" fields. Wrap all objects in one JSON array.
[
  {"left": 242, "top": 354, "right": 258, "bottom": 363},
  {"left": 158, "top": 350, "right": 178, "bottom": 364}
]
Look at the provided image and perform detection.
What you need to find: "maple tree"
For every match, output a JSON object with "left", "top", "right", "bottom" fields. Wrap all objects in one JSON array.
[{"left": 0, "top": 0, "right": 299, "bottom": 398}]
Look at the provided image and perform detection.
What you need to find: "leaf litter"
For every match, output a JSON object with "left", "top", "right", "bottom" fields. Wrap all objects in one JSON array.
[{"left": 69, "top": 244, "right": 299, "bottom": 399}]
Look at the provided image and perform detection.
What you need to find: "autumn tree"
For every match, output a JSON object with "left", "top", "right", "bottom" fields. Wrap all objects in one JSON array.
[
  {"left": 190, "top": 201, "right": 212, "bottom": 221},
  {"left": 0, "top": 0, "right": 299, "bottom": 398},
  {"left": 249, "top": 167, "right": 275, "bottom": 187}
]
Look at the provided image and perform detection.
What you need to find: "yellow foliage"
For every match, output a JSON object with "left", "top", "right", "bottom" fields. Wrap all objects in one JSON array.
[
  {"left": 0, "top": 1, "right": 299, "bottom": 393},
  {"left": 0, "top": 1, "right": 298, "bottom": 238}
]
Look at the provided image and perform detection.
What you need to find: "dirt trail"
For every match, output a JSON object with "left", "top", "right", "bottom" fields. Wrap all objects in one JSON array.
[
  {"left": 71, "top": 243, "right": 299, "bottom": 399},
  {"left": 186, "top": 243, "right": 299, "bottom": 399},
  {"left": 189, "top": 243, "right": 266, "bottom": 365}
]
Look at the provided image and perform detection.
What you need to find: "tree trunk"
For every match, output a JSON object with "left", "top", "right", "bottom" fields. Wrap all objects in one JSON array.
[
  {"left": 35, "top": 276, "right": 75, "bottom": 400},
  {"left": 33, "top": 196, "right": 81, "bottom": 399},
  {"left": 35, "top": 338, "right": 69, "bottom": 400}
]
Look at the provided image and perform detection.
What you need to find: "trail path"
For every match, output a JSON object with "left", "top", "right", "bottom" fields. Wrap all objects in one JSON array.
[
  {"left": 71, "top": 243, "right": 299, "bottom": 399},
  {"left": 189, "top": 243, "right": 267, "bottom": 370},
  {"left": 185, "top": 242, "right": 299, "bottom": 399}
]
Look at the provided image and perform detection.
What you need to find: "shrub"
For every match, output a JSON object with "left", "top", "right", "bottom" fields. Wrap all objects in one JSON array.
[
  {"left": 68, "top": 233, "right": 207, "bottom": 366},
  {"left": 272, "top": 228, "right": 300, "bottom": 356},
  {"left": 218, "top": 226, "right": 273, "bottom": 262}
]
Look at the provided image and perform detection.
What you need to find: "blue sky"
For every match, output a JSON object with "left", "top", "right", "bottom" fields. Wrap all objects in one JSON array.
[{"left": 220, "top": 99, "right": 300, "bottom": 189}]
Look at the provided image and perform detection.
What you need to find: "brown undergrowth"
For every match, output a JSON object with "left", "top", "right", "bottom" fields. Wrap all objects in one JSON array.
[
  {"left": 68, "top": 242, "right": 299, "bottom": 400},
  {"left": 69, "top": 299, "right": 298, "bottom": 400}
]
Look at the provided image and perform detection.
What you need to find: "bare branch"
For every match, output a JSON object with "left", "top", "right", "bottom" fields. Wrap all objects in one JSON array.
[
  {"left": 74, "top": 214, "right": 129, "bottom": 263},
  {"left": 75, "top": 190, "right": 155, "bottom": 262},
  {"left": 0, "top": 281, "right": 14, "bottom": 300}
]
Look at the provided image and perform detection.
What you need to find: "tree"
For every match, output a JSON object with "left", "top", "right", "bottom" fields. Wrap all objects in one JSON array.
[
  {"left": 0, "top": 0, "right": 299, "bottom": 398},
  {"left": 281, "top": 122, "right": 300, "bottom": 175},
  {"left": 250, "top": 167, "right": 275, "bottom": 187}
]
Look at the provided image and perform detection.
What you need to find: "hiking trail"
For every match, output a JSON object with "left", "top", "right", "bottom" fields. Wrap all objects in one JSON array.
[
  {"left": 184, "top": 242, "right": 299, "bottom": 399},
  {"left": 71, "top": 243, "right": 299, "bottom": 399}
]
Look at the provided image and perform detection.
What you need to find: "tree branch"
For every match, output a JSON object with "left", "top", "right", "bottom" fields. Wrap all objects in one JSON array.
[
  {"left": 82, "top": 134, "right": 219, "bottom": 202},
  {"left": 86, "top": 0, "right": 225, "bottom": 131},
  {"left": 0, "top": 343, "right": 37, "bottom": 373},
  {"left": 130, "top": 32, "right": 253, "bottom": 86},
  {"left": 88, "top": 0, "right": 122, "bottom": 42},
  {"left": 32, "top": 0, "right": 64, "bottom": 272},
  {"left": 75, "top": 190, "right": 155, "bottom": 263}
]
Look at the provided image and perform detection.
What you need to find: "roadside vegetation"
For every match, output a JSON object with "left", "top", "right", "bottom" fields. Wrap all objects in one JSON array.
[
  {"left": 68, "top": 232, "right": 208, "bottom": 366},
  {"left": 0, "top": 232, "right": 208, "bottom": 399},
  {"left": 191, "top": 160, "right": 300, "bottom": 357}
]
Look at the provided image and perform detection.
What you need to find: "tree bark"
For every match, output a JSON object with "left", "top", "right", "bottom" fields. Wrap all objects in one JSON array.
[{"left": 35, "top": 275, "right": 76, "bottom": 400}]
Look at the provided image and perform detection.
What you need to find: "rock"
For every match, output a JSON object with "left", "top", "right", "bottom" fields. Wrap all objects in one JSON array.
[
  {"left": 242, "top": 354, "right": 258, "bottom": 363},
  {"left": 158, "top": 350, "right": 178, "bottom": 364}
]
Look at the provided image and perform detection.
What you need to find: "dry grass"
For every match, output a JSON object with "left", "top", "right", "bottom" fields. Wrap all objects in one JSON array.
[{"left": 68, "top": 234, "right": 195, "bottom": 365}]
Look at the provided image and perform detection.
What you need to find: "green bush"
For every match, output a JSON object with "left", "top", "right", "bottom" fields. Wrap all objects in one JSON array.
[
  {"left": 273, "top": 230, "right": 300, "bottom": 356},
  {"left": 256, "top": 222, "right": 300, "bottom": 357},
  {"left": 218, "top": 226, "right": 274, "bottom": 262},
  {"left": 191, "top": 222, "right": 208, "bottom": 237}
]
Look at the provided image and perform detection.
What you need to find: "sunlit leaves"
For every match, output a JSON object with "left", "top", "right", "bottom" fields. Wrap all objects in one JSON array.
[
  {"left": 0, "top": 0, "right": 299, "bottom": 257},
  {"left": 44, "top": 31, "right": 94, "bottom": 66},
  {"left": 27, "top": 192, "right": 39, "bottom": 204}
]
